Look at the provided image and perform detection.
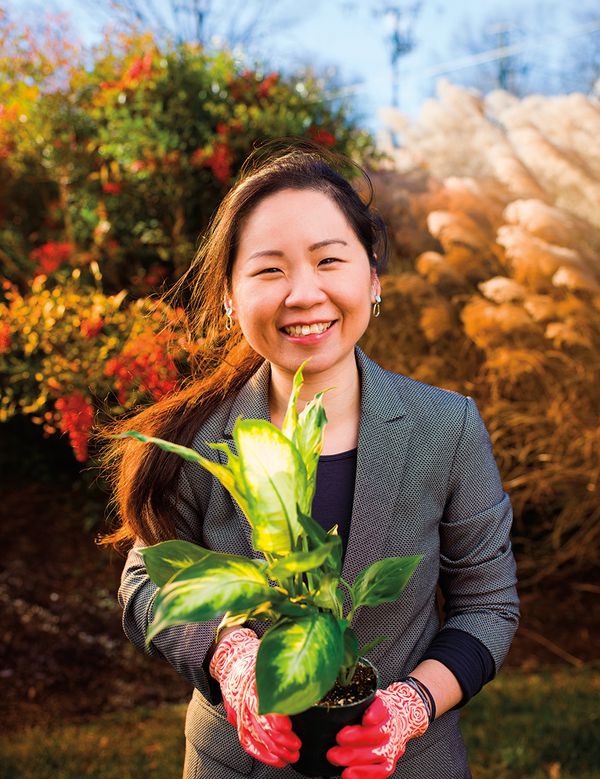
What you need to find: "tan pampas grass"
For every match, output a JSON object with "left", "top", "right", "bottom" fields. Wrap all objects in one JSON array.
[{"left": 369, "top": 86, "right": 600, "bottom": 584}]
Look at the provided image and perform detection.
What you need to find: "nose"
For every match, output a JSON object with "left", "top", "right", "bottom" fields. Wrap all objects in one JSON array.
[{"left": 284, "top": 267, "right": 328, "bottom": 309}]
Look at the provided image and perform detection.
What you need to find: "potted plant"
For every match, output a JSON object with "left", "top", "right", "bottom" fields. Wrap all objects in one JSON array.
[{"left": 120, "top": 363, "right": 421, "bottom": 777}]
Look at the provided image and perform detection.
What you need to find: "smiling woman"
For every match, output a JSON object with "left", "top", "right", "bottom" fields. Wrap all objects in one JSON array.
[
  {"left": 228, "top": 188, "right": 379, "bottom": 448},
  {"left": 101, "top": 140, "right": 519, "bottom": 779}
]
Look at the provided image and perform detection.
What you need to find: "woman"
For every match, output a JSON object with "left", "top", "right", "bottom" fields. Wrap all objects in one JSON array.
[{"left": 105, "top": 143, "right": 519, "bottom": 779}]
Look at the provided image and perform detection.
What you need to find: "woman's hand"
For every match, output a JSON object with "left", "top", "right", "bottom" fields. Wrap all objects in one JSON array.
[
  {"left": 326, "top": 681, "right": 430, "bottom": 779},
  {"left": 209, "top": 627, "right": 301, "bottom": 768}
]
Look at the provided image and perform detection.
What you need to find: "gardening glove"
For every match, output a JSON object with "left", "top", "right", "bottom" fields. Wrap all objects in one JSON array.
[
  {"left": 209, "top": 627, "right": 301, "bottom": 768},
  {"left": 327, "top": 679, "right": 431, "bottom": 779}
]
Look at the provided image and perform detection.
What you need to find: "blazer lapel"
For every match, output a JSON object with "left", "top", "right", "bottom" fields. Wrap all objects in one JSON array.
[
  {"left": 341, "top": 348, "right": 414, "bottom": 584},
  {"left": 213, "top": 350, "right": 414, "bottom": 579}
]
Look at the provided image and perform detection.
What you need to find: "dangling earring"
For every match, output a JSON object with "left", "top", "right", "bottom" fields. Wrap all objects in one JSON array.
[
  {"left": 372, "top": 294, "right": 381, "bottom": 318},
  {"left": 224, "top": 302, "right": 233, "bottom": 331}
]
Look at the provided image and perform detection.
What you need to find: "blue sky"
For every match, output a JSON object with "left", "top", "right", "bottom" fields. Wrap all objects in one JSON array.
[{"left": 8, "top": 0, "right": 592, "bottom": 129}]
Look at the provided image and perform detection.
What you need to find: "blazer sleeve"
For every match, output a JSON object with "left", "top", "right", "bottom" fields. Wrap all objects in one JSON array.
[
  {"left": 438, "top": 396, "right": 520, "bottom": 672},
  {"left": 117, "top": 464, "right": 223, "bottom": 703}
]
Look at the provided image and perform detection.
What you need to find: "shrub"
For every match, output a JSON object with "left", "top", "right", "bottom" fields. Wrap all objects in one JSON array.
[
  {"left": 0, "top": 18, "right": 376, "bottom": 295},
  {"left": 0, "top": 14, "right": 377, "bottom": 464},
  {"left": 0, "top": 270, "right": 189, "bottom": 462}
]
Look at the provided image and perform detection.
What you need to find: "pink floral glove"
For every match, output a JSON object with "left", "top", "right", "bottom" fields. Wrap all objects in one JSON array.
[
  {"left": 327, "top": 680, "right": 431, "bottom": 779},
  {"left": 209, "top": 627, "right": 301, "bottom": 768}
]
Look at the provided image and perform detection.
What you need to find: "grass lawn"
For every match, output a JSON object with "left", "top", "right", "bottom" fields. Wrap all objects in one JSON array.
[{"left": 2, "top": 667, "right": 598, "bottom": 779}]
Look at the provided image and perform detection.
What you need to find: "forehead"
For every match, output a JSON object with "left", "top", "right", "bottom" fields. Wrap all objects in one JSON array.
[{"left": 237, "top": 188, "right": 357, "bottom": 246}]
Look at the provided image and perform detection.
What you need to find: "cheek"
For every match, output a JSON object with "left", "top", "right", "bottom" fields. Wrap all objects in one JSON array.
[{"left": 231, "top": 289, "right": 272, "bottom": 337}]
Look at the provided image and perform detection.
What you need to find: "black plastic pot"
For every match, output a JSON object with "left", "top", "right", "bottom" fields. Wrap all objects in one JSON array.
[{"left": 290, "top": 659, "right": 378, "bottom": 778}]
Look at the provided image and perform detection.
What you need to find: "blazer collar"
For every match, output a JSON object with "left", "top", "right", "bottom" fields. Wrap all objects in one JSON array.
[
  {"left": 222, "top": 346, "right": 406, "bottom": 437},
  {"left": 219, "top": 348, "right": 414, "bottom": 588}
]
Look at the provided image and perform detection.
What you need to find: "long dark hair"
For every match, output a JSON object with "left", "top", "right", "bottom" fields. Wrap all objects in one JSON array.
[{"left": 99, "top": 139, "right": 389, "bottom": 552}]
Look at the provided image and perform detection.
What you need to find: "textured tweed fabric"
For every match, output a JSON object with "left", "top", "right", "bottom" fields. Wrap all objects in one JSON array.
[{"left": 118, "top": 347, "right": 519, "bottom": 779}]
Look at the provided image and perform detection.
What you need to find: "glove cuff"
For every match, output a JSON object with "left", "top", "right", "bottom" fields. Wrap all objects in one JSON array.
[
  {"left": 209, "top": 627, "right": 258, "bottom": 683},
  {"left": 384, "top": 681, "right": 431, "bottom": 738}
]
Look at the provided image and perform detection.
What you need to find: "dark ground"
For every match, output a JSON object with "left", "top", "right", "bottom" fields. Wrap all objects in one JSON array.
[{"left": 1, "top": 420, "right": 598, "bottom": 730}]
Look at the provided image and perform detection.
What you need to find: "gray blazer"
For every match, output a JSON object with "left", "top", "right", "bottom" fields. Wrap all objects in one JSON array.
[{"left": 118, "top": 347, "right": 520, "bottom": 779}]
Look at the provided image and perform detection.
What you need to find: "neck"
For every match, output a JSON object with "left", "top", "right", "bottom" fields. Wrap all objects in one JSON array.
[{"left": 269, "top": 352, "right": 361, "bottom": 437}]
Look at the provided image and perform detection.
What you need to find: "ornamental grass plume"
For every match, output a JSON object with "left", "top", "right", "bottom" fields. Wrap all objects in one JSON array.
[{"left": 368, "top": 86, "right": 600, "bottom": 584}]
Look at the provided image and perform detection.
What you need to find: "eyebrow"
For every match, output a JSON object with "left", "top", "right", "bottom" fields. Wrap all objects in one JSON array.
[{"left": 247, "top": 238, "right": 348, "bottom": 261}]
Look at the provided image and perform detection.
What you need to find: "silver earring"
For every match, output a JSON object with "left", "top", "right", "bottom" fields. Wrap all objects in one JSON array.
[
  {"left": 224, "top": 303, "right": 233, "bottom": 331},
  {"left": 372, "top": 294, "right": 381, "bottom": 318}
]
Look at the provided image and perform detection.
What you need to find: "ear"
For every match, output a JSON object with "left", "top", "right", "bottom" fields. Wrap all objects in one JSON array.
[{"left": 370, "top": 268, "right": 381, "bottom": 303}]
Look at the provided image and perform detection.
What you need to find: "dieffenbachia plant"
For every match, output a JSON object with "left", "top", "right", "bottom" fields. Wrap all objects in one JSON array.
[{"left": 119, "top": 362, "right": 421, "bottom": 716}]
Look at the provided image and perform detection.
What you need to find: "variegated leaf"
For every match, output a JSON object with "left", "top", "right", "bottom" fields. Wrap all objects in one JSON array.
[
  {"left": 256, "top": 612, "right": 343, "bottom": 715},
  {"left": 147, "top": 553, "right": 270, "bottom": 643},
  {"left": 139, "top": 539, "right": 215, "bottom": 587},
  {"left": 233, "top": 419, "right": 307, "bottom": 552},
  {"left": 281, "top": 361, "right": 308, "bottom": 440}
]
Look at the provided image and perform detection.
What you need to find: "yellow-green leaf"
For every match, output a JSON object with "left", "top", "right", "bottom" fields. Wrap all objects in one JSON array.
[
  {"left": 256, "top": 613, "right": 343, "bottom": 715},
  {"left": 234, "top": 419, "right": 307, "bottom": 552},
  {"left": 139, "top": 539, "right": 215, "bottom": 587},
  {"left": 146, "top": 553, "right": 270, "bottom": 643}
]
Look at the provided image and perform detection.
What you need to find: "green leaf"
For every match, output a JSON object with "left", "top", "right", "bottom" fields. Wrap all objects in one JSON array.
[
  {"left": 267, "top": 539, "right": 337, "bottom": 579},
  {"left": 117, "top": 431, "right": 252, "bottom": 521},
  {"left": 233, "top": 419, "right": 307, "bottom": 553},
  {"left": 351, "top": 555, "right": 423, "bottom": 611},
  {"left": 359, "top": 635, "right": 390, "bottom": 656},
  {"left": 326, "top": 525, "right": 343, "bottom": 573},
  {"left": 297, "top": 511, "right": 342, "bottom": 575},
  {"left": 200, "top": 443, "right": 252, "bottom": 523},
  {"left": 281, "top": 360, "right": 308, "bottom": 440},
  {"left": 256, "top": 612, "right": 344, "bottom": 715},
  {"left": 295, "top": 391, "right": 328, "bottom": 512},
  {"left": 147, "top": 553, "right": 271, "bottom": 643},
  {"left": 313, "top": 573, "right": 343, "bottom": 613},
  {"left": 268, "top": 590, "right": 317, "bottom": 618},
  {"left": 117, "top": 431, "right": 206, "bottom": 465},
  {"left": 139, "top": 540, "right": 215, "bottom": 587},
  {"left": 297, "top": 509, "right": 329, "bottom": 545}
]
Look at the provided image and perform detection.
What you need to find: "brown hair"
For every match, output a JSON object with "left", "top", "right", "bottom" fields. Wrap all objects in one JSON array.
[{"left": 99, "top": 139, "right": 388, "bottom": 552}]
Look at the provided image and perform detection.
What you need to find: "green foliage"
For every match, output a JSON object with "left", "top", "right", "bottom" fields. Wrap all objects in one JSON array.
[
  {"left": 128, "top": 363, "right": 422, "bottom": 715},
  {"left": 0, "top": 23, "right": 376, "bottom": 294},
  {"left": 147, "top": 553, "right": 271, "bottom": 642},
  {"left": 0, "top": 20, "right": 376, "bottom": 464},
  {"left": 0, "top": 275, "right": 187, "bottom": 461}
]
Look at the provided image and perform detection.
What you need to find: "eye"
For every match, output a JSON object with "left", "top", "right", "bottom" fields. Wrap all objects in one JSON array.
[
  {"left": 319, "top": 257, "right": 340, "bottom": 266},
  {"left": 256, "top": 267, "right": 282, "bottom": 275}
]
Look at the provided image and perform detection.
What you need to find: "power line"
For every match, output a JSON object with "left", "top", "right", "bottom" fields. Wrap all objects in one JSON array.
[{"left": 411, "top": 19, "right": 600, "bottom": 79}]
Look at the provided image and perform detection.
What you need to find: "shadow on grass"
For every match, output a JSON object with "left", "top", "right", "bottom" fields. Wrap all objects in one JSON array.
[
  {"left": 0, "top": 705, "right": 187, "bottom": 779},
  {"left": 462, "top": 666, "right": 600, "bottom": 779},
  {"left": 1, "top": 667, "right": 598, "bottom": 779}
]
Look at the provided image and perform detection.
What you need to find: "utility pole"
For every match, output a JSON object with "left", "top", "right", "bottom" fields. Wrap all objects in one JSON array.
[
  {"left": 487, "top": 22, "right": 517, "bottom": 92},
  {"left": 374, "top": 2, "right": 423, "bottom": 109}
]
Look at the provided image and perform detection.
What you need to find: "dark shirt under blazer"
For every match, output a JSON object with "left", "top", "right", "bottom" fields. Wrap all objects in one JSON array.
[{"left": 118, "top": 347, "right": 520, "bottom": 779}]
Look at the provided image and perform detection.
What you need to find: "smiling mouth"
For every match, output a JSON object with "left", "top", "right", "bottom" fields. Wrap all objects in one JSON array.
[{"left": 281, "top": 321, "right": 335, "bottom": 336}]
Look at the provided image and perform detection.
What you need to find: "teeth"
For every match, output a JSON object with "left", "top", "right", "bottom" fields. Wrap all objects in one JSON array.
[{"left": 283, "top": 321, "right": 332, "bottom": 336}]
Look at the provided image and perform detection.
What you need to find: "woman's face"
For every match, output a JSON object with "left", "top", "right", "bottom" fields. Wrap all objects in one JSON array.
[{"left": 229, "top": 188, "right": 380, "bottom": 379}]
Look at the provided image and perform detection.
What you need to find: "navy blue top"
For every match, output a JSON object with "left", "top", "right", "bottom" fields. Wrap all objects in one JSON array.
[
  {"left": 312, "top": 448, "right": 495, "bottom": 705},
  {"left": 311, "top": 448, "right": 357, "bottom": 555}
]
